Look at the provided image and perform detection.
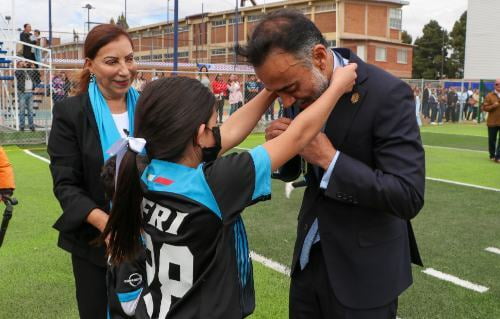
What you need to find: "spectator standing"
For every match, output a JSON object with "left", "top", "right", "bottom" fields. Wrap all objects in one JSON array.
[
  {"left": 60, "top": 72, "right": 71, "bottom": 99},
  {"left": 458, "top": 88, "right": 468, "bottom": 121},
  {"left": 429, "top": 89, "right": 439, "bottom": 125},
  {"left": 132, "top": 72, "right": 146, "bottom": 93},
  {"left": 414, "top": 87, "right": 422, "bottom": 126},
  {"left": 33, "top": 29, "right": 42, "bottom": 63},
  {"left": 52, "top": 74, "right": 65, "bottom": 104},
  {"left": 437, "top": 88, "right": 447, "bottom": 125},
  {"left": 14, "top": 61, "right": 36, "bottom": 131},
  {"left": 20, "top": 23, "right": 36, "bottom": 61},
  {"left": 228, "top": 74, "right": 243, "bottom": 115},
  {"left": 422, "top": 84, "right": 431, "bottom": 120},
  {"left": 482, "top": 79, "right": 500, "bottom": 162},
  {"left": 244, "top": 74, "right": 260, "bottom": 103},
  {"left": 212, "top": 74, "right": 227, "bottom": 123},
  {"left": 198, "top": 65, "right": 211, "bottom": 89},
  {"left": 447, "top": 88, "right": 458, "bottom": 122},
  {"left": 468, "top": 89, "right": 480, "bottom": 121}
]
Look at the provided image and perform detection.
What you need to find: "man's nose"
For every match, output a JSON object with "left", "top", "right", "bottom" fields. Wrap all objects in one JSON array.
[{"left": 279, "top": 94, "right": 296, "bottom": 108}]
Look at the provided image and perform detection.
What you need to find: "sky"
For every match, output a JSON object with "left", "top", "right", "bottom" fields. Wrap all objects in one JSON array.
[{"left": 3, "top": 0, "right": 467, "bottom": 42}]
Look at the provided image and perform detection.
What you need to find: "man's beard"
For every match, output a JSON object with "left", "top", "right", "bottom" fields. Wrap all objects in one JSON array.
[{"left": 295, "top": 67, "right": 329, "bottom": 109}]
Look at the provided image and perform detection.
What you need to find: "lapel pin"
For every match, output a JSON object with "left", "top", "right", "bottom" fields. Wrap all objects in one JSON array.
[{"left": 351, "top": 92, "right": 360, "bottom": 104}]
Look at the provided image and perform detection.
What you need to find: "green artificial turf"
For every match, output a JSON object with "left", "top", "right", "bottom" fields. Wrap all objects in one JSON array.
[{"left": 3, "top": 123, "right": 500, "bottom": 318}]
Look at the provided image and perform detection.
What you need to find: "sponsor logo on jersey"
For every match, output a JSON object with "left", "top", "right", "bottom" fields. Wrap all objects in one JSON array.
[{"left": 124, "top": 273, "right": 143, "bottom": 287}]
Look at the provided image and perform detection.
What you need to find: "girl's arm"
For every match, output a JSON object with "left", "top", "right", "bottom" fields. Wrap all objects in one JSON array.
[
  {"left": 263, "top": 64, "right": 357, "bottom": 171},
  {"left": 219, "top": 88, "right": 276, "bottom": 154}
]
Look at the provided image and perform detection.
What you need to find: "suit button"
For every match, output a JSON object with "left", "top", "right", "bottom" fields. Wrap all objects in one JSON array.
[{"left": 304, "top": 224, "right": 308, "bottom": 231}]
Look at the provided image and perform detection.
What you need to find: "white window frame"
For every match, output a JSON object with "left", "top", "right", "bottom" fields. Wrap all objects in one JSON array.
[
  {"left": 211, "top": 48, "right": 226, "bottom": 56},
  {"left": 228, "top": 17, "right": 243, "bottom": 25},
  {"left": 389, "top": 8, "right": 402, "bottom": 30},
  {"left": 375, "top": 47, "right": 387, "bottom": 62},
  {"left": 212, "top": 19, "right": 226, "bottom": 27},
  {"left": 397, "top": 48, "right": 408, "bottom": 64},
  {"left": 315, "top": 4, "right": 336, "bottom": 13}
]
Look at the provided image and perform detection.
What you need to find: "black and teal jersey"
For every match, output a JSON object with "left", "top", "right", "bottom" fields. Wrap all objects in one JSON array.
[{"left": 134, "top": 145, "right": 271, "bottom": 319}]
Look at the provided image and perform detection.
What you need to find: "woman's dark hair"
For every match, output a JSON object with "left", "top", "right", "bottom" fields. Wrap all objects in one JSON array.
[
  {"left": 78, "top": 24, "right": 134, "bottom": 94},
  {"left": 199, "top": 65, "right": 208, "bottom": 73},
  {"left": 102, "top": 77, "right": 216, "bottom": 264},
  {"left": 237, "top": 9, "right": 327, "bottom": 67}
]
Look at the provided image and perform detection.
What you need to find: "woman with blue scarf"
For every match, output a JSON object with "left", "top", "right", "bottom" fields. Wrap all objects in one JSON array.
[{"left": 48, "top": 24, "right": 139, "bottom": 319}]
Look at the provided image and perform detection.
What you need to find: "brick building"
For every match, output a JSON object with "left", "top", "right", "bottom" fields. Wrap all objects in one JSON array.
[{"left": 51, "top": 0, "right": 413, "bottom": 78}]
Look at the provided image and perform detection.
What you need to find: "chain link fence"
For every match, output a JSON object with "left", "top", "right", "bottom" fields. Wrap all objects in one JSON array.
[
  {"left": 0, "top": 66, "right": 496, "bottom": 146},
  {"left": 402, "top": 79, "right": 495, "bottom": 126}
]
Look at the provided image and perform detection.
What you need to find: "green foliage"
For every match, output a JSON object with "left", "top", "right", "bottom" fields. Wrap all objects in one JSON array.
[
  {"left": 449, "top": 11, "right": 467, "bottom": 79},
  {"left": 401, "top": 30, "right": 413, "bottom": 44},
  {"left": 413, "top": 20, "right": 449, "bottom": 79}
]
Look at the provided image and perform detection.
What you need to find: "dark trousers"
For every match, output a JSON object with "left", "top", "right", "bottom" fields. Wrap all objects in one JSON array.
[
  {"left": 488, "top": 126, "right": 500, "bottom": 160},
  {"left": 71, "top": 254, "right": 108, "bottom": 319},
  {"left": 216, "top": 99, "right": 224, "bottom": 123},
  {"left": 422, "top": 102, "right": 430, "bottom": 118},
  {"left": 290, "top": 244, "right": 398, "bottom": 319}
]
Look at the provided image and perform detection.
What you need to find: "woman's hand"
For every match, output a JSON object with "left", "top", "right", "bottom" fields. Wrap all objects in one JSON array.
[{"left": 330, "top": 63, "right": 358, "bottom": 94}]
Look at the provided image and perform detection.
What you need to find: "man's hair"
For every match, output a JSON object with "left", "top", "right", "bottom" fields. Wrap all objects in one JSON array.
[
  {"left": 23, "top": 23, "right": 30, "bottom": 29},
  {"left": 237, "top": 9, "right": 327, "bottom": 67}
]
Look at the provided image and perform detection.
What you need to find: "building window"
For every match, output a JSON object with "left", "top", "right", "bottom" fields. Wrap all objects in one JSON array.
[
  {"left": 152, "top": 30, "right": 162, "bottom": 36},
  {"left": 397, "top": 48, "right": 408, "bottom": 64},
  {"left": 228, "top": 16, "right": 243, "bottom": 25},
  {"left": 164, "top": 51, "right": 189, "bottom": 59},
  {"left": 375, "top": 47, "right": 387, "bottom": 62},
  {"left": 295, "top": 6, "right": 312, "bottom": 14},
  {"left": 211, "top": 48, "right": 226, "bottom": 56},
  {"left": 315, "top": 3, "right": 336, "bottom": 13},
  {"left": 247, "top": 15, "right": 263, "bottom": 22},
  {"left": 357, "top": 45, "right": 366, "bottom": 61},
  {"left": 326, "top": 40, "right": 337, "bottom": 48},
  {"left": 389, "top": 8, "right": 402, "bottom": 30},
  {"left": 212, "top": 19, "right": 226, "bottom": 27}
]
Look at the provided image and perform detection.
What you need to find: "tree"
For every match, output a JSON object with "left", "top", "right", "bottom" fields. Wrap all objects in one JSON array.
[
  {"left": 412, "top": 20, "right": 450, "bottom": 79},
  {"left": 401, "top": 30, "right": 412, "bottom": 44},
  {"left": 449, "top": 11, "right": 467, "bottom": 78},
  {"left": 109, "top": 17, "right": 116, "bottom": 25},
  {"left": 117, "top": 13, "right": 129, "bottom": 30}
]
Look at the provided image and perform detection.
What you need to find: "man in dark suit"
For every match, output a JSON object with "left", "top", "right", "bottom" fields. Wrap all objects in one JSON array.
[
  {"left": 422, "top": 84, "right": 430, "bottom": 120},
  {"left": 238, "top": 10, "right": 425, "bottom": 319}
]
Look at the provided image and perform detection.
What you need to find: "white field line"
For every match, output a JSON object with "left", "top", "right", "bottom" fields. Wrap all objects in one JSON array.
[
  {"left": 21, "top": 145, "right": 496, "bottom": 302},
  {"left": 422, "top": 268, "right": 489, "bottom": 293},
  {"left": 24, "top": 149, "right": 50, "bottom": 163},
  {"left": 425, "top": 177, "right": 500, "bottom": 192},
  {"left": 485, "top": 247, "right": 500, "bottom": 256},
  {"left": 250, "top": 251, "right": 291, "bottom": 276},
  {"left": 424, "top": 145, "right": 487, "bottom": 153}
]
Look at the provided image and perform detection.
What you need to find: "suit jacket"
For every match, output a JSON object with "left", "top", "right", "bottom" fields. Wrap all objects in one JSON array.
[
  {"left": 20, "top": 31, "right": 36, "bottom": 61},
  {"left": 291, "top": 48, "right": 425, "bottom": 309},
  {"left": 48, "top": 93, "right": 108, "bottom": 267},
  {"left": 422, "top": 87, "right": 429, "bottom": 104}
]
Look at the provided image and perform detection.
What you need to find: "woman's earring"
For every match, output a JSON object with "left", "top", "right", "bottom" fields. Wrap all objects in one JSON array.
[{"left": 90, "top": 73, "right": 96, "bottom": 83}]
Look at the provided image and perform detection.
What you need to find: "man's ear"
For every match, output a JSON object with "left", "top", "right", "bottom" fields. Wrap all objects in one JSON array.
[{"left": 312, "top": 44, "right": 328, "bottom": 70}]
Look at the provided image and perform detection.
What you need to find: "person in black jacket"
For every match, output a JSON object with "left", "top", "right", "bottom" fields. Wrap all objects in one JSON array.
[
  {"left": 19, "top": 23, "right": 36, "bottom": 61},
  {"left": 48, "top": 24, "right": 139, "bottom": 319},
  {"left": 239, "top": 10, "right": 425, "bottom": 319}
]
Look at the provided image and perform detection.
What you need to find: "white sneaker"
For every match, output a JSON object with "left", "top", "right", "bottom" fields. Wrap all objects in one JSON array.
[
  {"left": 430, "top": 122, "right": 437, "bottom": 125},
  {"left": 285, "top": 182, "right": 294, "bottom": 199}
]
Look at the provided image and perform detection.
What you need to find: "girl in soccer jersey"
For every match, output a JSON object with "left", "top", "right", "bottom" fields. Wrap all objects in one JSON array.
[{"left": 103, "top": 64, "right": 357, "bottom": 318}]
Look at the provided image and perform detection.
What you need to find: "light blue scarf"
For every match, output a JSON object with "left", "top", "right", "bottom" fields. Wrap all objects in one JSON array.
[{"left": 88, "top": 80, "right": 139, "bottom": 162}]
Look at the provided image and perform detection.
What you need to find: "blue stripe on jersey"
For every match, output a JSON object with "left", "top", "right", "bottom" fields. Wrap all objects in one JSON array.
[
  {"left": 141, "top": 160, "right": 222, "bottom": 218},
  {"left": 117, "top": 288, "right": 143, "bottom": 303},
  {"left": 234, "top": 217, "right": 250, "bottom": 287},
  {"left": 249, "top": 145, "right": 271, "bottom": 201}
]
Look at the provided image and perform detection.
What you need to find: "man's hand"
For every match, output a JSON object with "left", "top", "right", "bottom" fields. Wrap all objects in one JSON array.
[
  {"left": 299, "top": 133, "right": 336, "bottom": 170},
  {"left": 265, "top": 117, "right": 292, "bottom": 141}
]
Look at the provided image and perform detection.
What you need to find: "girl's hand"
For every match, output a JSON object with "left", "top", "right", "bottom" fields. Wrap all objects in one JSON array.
[{"left": 330, "top": 63, "right": 358, "bottom": 94}]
